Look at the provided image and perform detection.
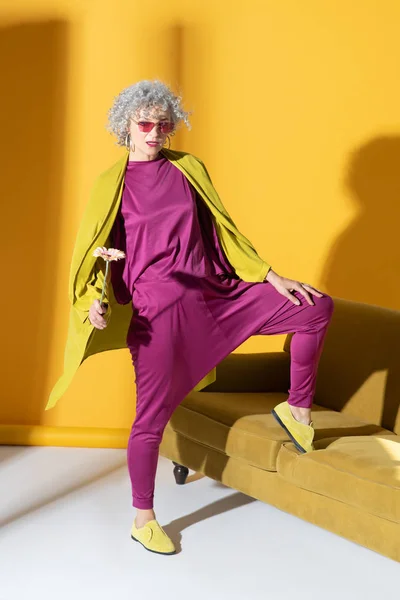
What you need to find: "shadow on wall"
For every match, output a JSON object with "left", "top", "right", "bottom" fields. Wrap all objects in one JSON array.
[
  {"left": 321, "top": 136, "right": 400, "bottom": 311},
  {"left": 0, "top": 20, "right": 68, "bottom": 425}
]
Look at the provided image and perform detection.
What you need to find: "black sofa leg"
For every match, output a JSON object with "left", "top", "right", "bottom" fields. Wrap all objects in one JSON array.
[{"left": 172, "top": 462, "right": 189, "bottom": 485}]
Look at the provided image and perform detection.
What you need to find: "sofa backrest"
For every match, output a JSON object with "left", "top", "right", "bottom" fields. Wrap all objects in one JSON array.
[
  {"left": 204, "top": 352, "right": 290, "bottom": 394},
  {"left": 285, "top": 297, "right": 400, "bottom": 434}
]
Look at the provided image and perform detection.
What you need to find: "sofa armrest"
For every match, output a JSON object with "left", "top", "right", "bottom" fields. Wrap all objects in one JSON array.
[{"left": 203, "top": 352, "right": 290, "bottom": 393}]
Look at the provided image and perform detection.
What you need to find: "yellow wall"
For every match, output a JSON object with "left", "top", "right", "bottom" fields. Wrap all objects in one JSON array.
[{"left": 1, "top": 0, "right": 400, "bottom": 430}]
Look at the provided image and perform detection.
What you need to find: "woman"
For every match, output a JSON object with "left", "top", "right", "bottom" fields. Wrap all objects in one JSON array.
[{"left": 52, "top": 79, "right": 334, "bottom": 556}]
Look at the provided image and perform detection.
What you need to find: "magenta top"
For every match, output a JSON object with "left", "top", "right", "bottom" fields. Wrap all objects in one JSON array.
[{"left": 110, "top": 155, "right": 233, "bottom": 304}]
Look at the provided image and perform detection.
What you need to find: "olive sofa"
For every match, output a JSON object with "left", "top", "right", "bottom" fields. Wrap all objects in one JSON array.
[{"left": 160, "top": 298, "right": 400, "bottom": 562}]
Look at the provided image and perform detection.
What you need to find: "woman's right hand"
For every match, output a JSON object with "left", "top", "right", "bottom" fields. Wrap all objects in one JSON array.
[{"left": 89, "top": 299, "right": 109, "bottom": 329}]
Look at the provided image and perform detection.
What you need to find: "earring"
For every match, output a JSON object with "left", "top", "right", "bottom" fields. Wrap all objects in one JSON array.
[
  {"left": 163, "top": 135, "right": 171, "bottom": 150},
  {"left": 125, "top": 133, "right": 135, "bottom": 151}
]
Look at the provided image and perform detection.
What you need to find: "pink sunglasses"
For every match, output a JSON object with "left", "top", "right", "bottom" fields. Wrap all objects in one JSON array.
[{"left": 132, "top": 119, "right": 174, "bottom": 134}]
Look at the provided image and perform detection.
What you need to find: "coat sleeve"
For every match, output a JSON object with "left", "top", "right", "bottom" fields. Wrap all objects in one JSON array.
[
  {"left": 73, "top": 259, "right": 110, "bottom": 313},
  {"left": 193, "top": 156, "right": 272, "bottom": 282},
  {"left": 67, "top": 154, "right": 129, "bottom": 321},
  {"left": 68, "top": 172, "right": 113, "bottom": 316}
]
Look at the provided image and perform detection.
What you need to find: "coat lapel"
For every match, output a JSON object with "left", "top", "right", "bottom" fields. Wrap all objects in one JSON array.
[
  {"left": 69, "top": 152, "right": 129, "bottom": 305},
  {"left": 161, "top": 149, "right": 270, "bottom": 281}
]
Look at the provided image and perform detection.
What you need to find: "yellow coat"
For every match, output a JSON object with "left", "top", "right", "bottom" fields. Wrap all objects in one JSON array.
[{"left": 45, "top": 148, "right": 271, "bottom": 410}]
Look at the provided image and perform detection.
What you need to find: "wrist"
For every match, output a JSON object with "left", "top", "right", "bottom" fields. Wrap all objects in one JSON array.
[{"left": 265, "top": 268, "right": 279, "bottom": 283}]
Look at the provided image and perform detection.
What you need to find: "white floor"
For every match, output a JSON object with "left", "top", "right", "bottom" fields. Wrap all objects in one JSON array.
[{"left": 0, "top": 446, "right": 398, "bottom": 600}]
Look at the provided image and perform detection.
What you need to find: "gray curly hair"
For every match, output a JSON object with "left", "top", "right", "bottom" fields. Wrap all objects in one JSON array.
[{"left": 106, "top": 79, "right": 192, "bottom": 146}]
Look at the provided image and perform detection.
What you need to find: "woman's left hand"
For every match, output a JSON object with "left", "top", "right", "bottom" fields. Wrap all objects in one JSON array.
[{"left": 265, "top": 269, "right": 323, "bottom": 306}]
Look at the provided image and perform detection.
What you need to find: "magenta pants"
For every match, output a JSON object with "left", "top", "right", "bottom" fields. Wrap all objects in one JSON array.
[{"left": 126, "top": 278, "right": 334, "bottom": 509}]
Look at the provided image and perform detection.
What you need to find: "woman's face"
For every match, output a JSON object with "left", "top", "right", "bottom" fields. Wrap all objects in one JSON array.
[{"left": 128, "top": 106, "right": 174, "bottom": 160}]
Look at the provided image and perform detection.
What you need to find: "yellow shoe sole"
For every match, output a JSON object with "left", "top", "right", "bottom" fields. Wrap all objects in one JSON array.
[
  {"left": 272, "top": 408, "right": 310, "bottom": 454},
  {"left": 131, "top": 534, "right": 177, "bottom": 556}
]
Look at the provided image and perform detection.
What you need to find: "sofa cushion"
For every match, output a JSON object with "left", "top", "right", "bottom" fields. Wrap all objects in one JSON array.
[
  {"left": 277, "top": 434, "right": 400, "bottom": 523},
  {"left": 167, "top": 391, "right": 388, "bottom": 472}
]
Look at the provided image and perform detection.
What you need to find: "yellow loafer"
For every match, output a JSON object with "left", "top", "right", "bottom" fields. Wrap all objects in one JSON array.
[
  {"left": 131, "top": 519, "right": 176, "bottom": 555},
  {"left": 272, "top": 400, "right": 315, "bottom": 453}
]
